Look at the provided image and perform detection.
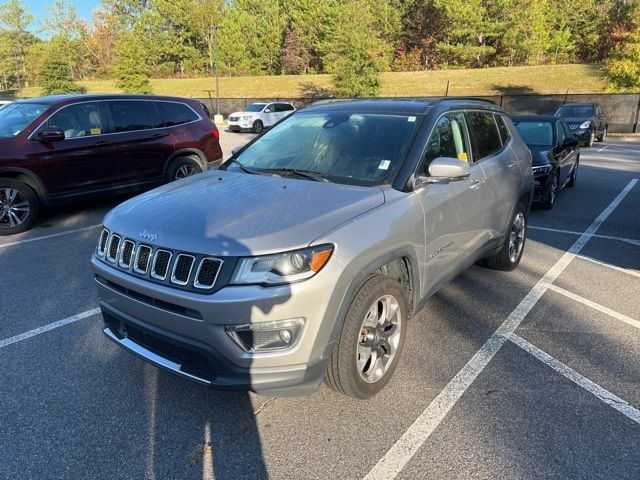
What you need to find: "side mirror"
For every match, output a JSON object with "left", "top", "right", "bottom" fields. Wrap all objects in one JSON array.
[
  {"left": 231, "top": 145, "right": 243, "bottom": 156},
  {"left": 38, "top": 128, "right": 65, "bottom": 142},
  {"left": 413, "top": 157, "right": 471, "bottom": 189},
  {"left": 563, "top": 137, "right": 578, "bottom": 147}
]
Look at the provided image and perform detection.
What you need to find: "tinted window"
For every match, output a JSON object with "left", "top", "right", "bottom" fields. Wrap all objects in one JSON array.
[
  {"left": 556, "top": 121, "right": 567, "bottom": 146},
  {"left": 46, "top": 102, "right": 104, "bottom": 139},
  {"left": 276, "top": 103, "right": 294, "bottom": 112},
  {"left": 514, "top": 121, "right": 553, "bottom": 146},
  {"left": 467, "top": 112, "right": 502, "bottom": 160},
  {"left": 155, "top": 101, "right": 199, "bottom": 127},
  {"left": 0, "top": 102, "right": 47, "bottom": 138},
  {"left": 109, "top": 101, "right": 159, "bottom": 132},
  {"left": 244, "top": 103, "right": 266, "bottom": 112},
  {"left": 555, "top": 105, "right": 594, "bottom": 117},
  {"left": 228, "top": 112, "right": 420, "bottom": 186},
  {"left": 496, "top": 115, "right": 511, "bottom": 145},
  {"left": 422, "top": 112, "right": 471, "bottom": 174}
]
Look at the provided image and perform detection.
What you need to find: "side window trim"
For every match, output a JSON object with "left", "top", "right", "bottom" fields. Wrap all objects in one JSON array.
[{"left": 465, "top": 110, "right": 508, "bottom": 163}]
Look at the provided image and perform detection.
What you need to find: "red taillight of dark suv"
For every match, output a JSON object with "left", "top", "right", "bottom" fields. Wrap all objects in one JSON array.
[{"left": 0, "top": 94, "right": 223, "bottom": 235}]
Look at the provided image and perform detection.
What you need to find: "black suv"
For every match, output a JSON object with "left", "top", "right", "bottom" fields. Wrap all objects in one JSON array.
[
  {"left": 553, "top": 102, "right": 607, "bottom": 148},
  {"left": 0, "top": 94, "right": 223, "bottom": 235}
]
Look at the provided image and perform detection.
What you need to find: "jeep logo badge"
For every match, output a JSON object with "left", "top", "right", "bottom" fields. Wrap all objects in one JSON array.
[{"left": 139, "top": 230, "right": 158, "bottom": 242}]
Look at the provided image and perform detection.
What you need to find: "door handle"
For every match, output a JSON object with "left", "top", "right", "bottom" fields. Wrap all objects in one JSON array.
[
  {"left": 507, "top": 161, "right": 518, "bottom": 168},
  {"left": 469, "top": 178, "right": 482, "bottom": 190}
]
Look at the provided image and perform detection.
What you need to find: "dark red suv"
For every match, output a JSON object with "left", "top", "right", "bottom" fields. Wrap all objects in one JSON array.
[{"left": 0, "top": 94, "right": 223, "bottom": 235}]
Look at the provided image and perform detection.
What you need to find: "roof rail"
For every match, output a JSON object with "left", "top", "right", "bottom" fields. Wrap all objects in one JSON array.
[{"left": 434, "top": 96, "right": 497, "bottom": 105}]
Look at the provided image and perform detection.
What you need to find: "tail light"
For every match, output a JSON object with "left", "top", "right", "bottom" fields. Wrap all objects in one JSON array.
[{"left": 212, "top": 128, "right": 220, "bottom": 141}]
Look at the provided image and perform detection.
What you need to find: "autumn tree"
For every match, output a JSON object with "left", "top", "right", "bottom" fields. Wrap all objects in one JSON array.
[
  {"left": 280, "top": 25, "right": 309, "bottom": 74},
  {"left": 605, "top": 2, "right": 640, "bottom": 91}
]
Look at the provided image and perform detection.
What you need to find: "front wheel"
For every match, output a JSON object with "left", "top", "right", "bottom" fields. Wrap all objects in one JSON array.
[
  {"left": 567, "top": 159, "right": 578, "bottom": 187},
  {"left": 586, "top": 130, "right": 595, "bottom": 148},
  {"left": 0, "top": 179, "right": 40, "bottom": 236},
  {"left": 539, "top": 173, "right": 558, "bottom": 210},
  {"left": 598, "top": 127, "right": 607, "bottom": 143},
  {"left": 486, "top": 204, "right": 527, "bottom": 271},
  {"left": 252, "top": 120, "right": 264, "bottom": 134},
  {"left": 326, "top": 275, "right": 408, "bottom": 399}
]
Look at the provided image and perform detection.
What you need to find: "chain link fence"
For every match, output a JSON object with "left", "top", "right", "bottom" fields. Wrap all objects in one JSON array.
[{"left": 199, "top": 93, "right": 640, "bottom": 133}]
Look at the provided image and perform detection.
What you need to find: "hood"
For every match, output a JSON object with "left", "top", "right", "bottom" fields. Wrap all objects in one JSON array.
[
  {"left": 527, "top": 146, "right": 554, "bottom": 167},
  {"left": 229, "top": 111, "right": 256, "bottom": 117},
  {"left": 103, "top": 170, "right": 385, "bottom": 256},
  {"left": 560, "top": 116, "right": 592, "bottom": 126}
]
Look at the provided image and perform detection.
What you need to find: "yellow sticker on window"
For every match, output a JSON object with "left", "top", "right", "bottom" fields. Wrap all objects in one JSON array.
[
  {"left": 458, "top": 152, "right": 468, "bottom": 162},
  {"left": 90, "top": 128, "right": 101, "bottom": 135}
]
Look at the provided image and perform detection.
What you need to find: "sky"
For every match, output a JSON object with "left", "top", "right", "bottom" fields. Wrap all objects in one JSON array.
[{"left": 25, "top": 0, "right": 101, "bottom": 30}]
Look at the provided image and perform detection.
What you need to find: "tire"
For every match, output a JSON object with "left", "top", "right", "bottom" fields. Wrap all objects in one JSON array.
[
  {"left": 325, "top": 274, "right": 408, "bottom": 399},
  {"left": 539, "top": 173, "right": 558, "bottom": 210},
  {"left": 252, "top": 120, "right": 264, "bottom": 134},
  {"left": 486, "top": 203, "right": 527, "bottom": 271},
  {"left": 0, "top": 178, "right": 40, "bottom": 236},
  {"left": 586, "top": 130, "right": 595, "bottom": 148},
  {"left": 598, "top": 127, "right": 607, "bottom": 143},
  {"left": 567, "top": 159, "right": 578, "bottom": 187},
  {"left": 166, "top": 156, "right": 203, "bottom": 182}
]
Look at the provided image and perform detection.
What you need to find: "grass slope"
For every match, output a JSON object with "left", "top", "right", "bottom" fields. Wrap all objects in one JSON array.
[{"left": 19, "top": 64, "right": 607, "bottom": 99}]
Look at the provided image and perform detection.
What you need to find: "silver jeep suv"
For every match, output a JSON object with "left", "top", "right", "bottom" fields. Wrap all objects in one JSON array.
[{"left": 92, "top": 99, "right": 533, "bottom": 399}]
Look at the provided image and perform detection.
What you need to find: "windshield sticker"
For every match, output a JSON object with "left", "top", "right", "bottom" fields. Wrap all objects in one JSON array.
[
  {"left": 458, "top": 152, "right": 468, "bottom": 162},
  {"left": 378, "top": 160, "right": 391, "bottom": 170},
  {"left": 408, "top": 116, "right": 416, "bottom": 122}
]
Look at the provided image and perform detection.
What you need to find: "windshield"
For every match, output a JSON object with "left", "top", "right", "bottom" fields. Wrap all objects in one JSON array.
[
  {"left": 555, "top": 105, "right": 594, "bottom": 117},
  {"left": 514, "top": 121, "right": 554, "bottom": 146},
  {"left": 225, "top": 111, "right": 421, "bottom": 186},
  {"left": 0, "top": 102, "right": 48, "bottom": 138},
  {"left": 244, "top": 103, "right": 267, "bottom": 112}
]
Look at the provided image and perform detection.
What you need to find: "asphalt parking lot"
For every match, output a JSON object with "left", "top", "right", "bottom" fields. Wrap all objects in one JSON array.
[{"left": 1, "top": 132, "right": 638, "bottom": 480}]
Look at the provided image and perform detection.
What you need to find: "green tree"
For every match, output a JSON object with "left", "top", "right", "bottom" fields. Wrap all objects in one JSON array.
[
  {"left": 325, "top": 1, "right": 388, "bottom": 97},
  {"left": 0, "top": 0, "right": 34, "bottom": 89},
  {"left": 605, "top": 3, "right": 640, "bottom": 91},
  {"left": 38, "top": 37, "right": 85, "bottom": 95},
  {"left": 114, "top": 31, "right": 152, "bottom": 93}
]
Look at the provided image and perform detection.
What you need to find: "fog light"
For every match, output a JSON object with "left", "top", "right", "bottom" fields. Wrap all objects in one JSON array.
[{"left": 225, "top": 318, "right": 304, "bottom": 352}]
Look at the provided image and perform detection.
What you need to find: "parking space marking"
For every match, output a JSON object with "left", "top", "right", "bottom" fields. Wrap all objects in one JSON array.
[
  {"left": 546, "top": 284, "right": 640, "bottom": 331},
  {"left": 597, "top": 145, "right": 610, "bottom": 153},
  {"left": 364, "top": 178, "right": 638, "bottom": 480},
  {"left": 529, "top": 226, "right": 640, "bottom": 246},
  {"left": 0, "top": 224, "right": 101, "bottom": 249},
  {"left": 0, "top": 308, "right": 100, "bottom": 349},
  {"left": 509, "top": 334, "right": 640, "bottom": 425},
  {"left": 575, "top": 254, "right": 640, "bottom": 279}
]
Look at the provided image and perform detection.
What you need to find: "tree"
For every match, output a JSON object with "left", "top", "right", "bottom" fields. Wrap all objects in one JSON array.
[
  {"left": 38, "top": 37, "right": 85, "bottom": 95},
  {"left": 325, "top": 1, "right": 388, "bottom": 97},
  {"left": 114, "top": 31, "right": 152, "bottom": 93},
  {"left": 280, "top": 25, "right": 309, "bottom": 74},
  {"left": 605, "top": 3, "right": 640, "bottom": 91},
  {"left": 0, "top": 0, "right": 34, "bottom": 89}
]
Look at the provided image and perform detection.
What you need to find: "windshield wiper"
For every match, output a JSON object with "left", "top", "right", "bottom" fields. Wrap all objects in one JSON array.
[
  {"left": 260, "top": 168, "right": 331, "bottom": 182},
  {"left": 227, "top": 158, "right": 261, "bottom": 175}
]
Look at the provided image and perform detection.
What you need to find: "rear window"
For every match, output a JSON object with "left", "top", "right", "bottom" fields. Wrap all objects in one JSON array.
[
  {"left": 514, "top": 121, "right": 553, "bottom": 146},
  {"left": 109, "top": 101, "right": 160, "bottom": 132},
  {"left": 276, "top": 103, "right": 295, "bottom": 112},
  {"left": 466, "top": 112, "right": 502, "bottom": 160},
  {"left": 155, "top": 101, "right": 200, "bottom": 127}
]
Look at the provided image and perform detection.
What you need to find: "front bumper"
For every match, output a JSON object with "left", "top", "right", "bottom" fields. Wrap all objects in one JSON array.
[
  {"left": 570, "top": 128, "right": 591, "bottom": 143},
  {"left": 92, "top": 254, "right": 346, "bottom": 396},
  {"left": 227, "top": 118, "right": 255, "bottom": 131}
]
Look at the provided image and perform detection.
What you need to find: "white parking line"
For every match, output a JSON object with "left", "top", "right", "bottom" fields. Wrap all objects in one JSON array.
[
  {"left": 546, "top": 284, "right": 640, "bottom": 331},
  {"left": 575, "top": 253, "right": 640, "bottom": 279},
  {"left": 0, "top": 224, "right": 101, "bottom": 249},
  {"left": 364, "top": 178, "right": 638, "bottom": 480},
  {"left": 529, "top": 226, "right": 640, "bottom": 246},
  {"left": 597, "top": 145, "right": 610, "bottom": 152},
  {"left": 0, "top": 308, "right": 100, "bottom": 349},
  {"left": 508, "top": 334, "right": 640, "bottom": 425}
]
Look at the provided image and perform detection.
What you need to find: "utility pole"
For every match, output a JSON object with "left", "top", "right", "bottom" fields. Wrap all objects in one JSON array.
[{"left": 212, "top": 24, "right": 223, "bottom": 125}]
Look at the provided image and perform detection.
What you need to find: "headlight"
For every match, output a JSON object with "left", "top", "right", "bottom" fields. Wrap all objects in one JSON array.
[
  {"left": 532, "top": 165, "right": 553, "bottom": 175},
  {"left": 231, "top": 245, "right": 333, "bottom": 285},
  {"left": 580, "top": 121, "right": 591, "bottom": 129},
  {"left": 240, "top": 115, "right": 252, "bottom": 121}
]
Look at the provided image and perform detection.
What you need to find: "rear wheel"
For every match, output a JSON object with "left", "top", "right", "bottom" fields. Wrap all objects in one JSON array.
[
  {"left": 486, "top": 204, "right": 527, "bottom": 271},
  {"left": 598, "top": 127, "right": 607, "bottom": 143},
  {"left": 252, "top": 120, "right": 264, "bottom": 134},
  {"left": 166, "top": 156, "right": 203, "bottom": 182},
  {"left": 326, "top": 274, "right": 408, "bottom": 399},
  {"left": 0, "top": 179, "right": 40, "bottom": 236}
]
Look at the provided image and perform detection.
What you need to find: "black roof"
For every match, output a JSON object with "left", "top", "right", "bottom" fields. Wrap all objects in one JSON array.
[
  {"left": 16, "top": 93, "right": 198, "bottom": 105},
  {"left": 306, "top": 97, "right": 504, "bottom": 115},
  {"left": 512, "top": 115, "right": 561, "bottom": 123}
]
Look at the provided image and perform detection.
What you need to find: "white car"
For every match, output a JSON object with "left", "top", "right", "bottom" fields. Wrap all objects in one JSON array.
[
  {"left": 0, "top": 101, "right": 12, "bottom": 110},
  {"left": 227, "top": 102, "right": 296, "bottom": 133}
]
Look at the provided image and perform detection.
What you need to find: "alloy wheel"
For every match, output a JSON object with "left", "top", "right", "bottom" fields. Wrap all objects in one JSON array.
[
  {"left": 356, "top": 294, "right": 402, "bottom": 383},
  {"left": 550, "top": 175, "right": 558, "bottom": 205},
  {"left": 0, "top": 188, "right": 31, "bottom": 229},
  {"left": 508, "top": 212, "right": 526, "bottom": 263},
  {"left": 175, "top": 164, "right": 199, "bottom": 179}
]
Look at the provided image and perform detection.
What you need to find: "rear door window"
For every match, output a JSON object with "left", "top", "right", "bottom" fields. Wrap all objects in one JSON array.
[
  {"left": 276, "top": 103, "right": 294, "bottom": 112},
  {"left": 155, "top": 101, "right": 200, "bottom": 127},
  {"left": 108, "top": 101, "right": 160, "bottom": 133},
  {"left": 496, "top": 115, "right": 511, "bottom": 145},
  {"left": 466, "top": 112, "right": 502, "bottom": 160},
  {"left": 421, "top": 112, "right": 471, "bottom": 174},
  {"left": 45, "top": 102, "right": 105, "bottom": 139}
]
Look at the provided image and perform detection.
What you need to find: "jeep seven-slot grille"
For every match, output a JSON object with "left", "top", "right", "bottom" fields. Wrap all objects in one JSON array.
[{"left": 96, "top": 229, "right": 223, "bottom": 292}]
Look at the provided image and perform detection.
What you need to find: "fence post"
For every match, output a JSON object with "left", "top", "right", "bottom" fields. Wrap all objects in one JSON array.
[{"left": 634, "top": 95, "right": 640, "bottom": 134}]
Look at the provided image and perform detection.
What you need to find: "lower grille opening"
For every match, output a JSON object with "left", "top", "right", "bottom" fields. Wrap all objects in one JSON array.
[
  {"left": 124, "top": 324, "right": 214, "bottom": 380},
  {"left": 97, "top": 276, "right": 202, "bottom": 320}
]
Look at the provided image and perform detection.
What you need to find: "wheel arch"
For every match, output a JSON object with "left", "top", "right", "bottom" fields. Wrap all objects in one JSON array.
[
  {"left": 0, "top": 167, "right": 48, "bottom": 205},
  {"left": 163, "top": 148, "right": 208, "bottom": 178}
]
